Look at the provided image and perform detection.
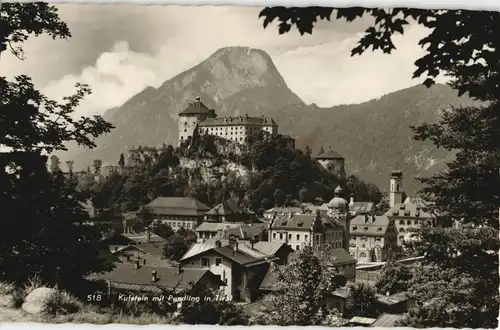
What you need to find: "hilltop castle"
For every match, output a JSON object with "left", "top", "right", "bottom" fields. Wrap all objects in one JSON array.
[{"left": 178, "top": 96, "right": 279, "bottom": 145}]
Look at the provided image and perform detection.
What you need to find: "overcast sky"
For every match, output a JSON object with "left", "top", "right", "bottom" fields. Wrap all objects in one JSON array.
[{"left": 0, "top": 5, "right": 436, "bottom": 117}]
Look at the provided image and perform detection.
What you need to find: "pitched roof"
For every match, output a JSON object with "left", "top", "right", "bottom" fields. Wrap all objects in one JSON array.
[
  {"left": 264, "top": 207, "right": 303, "bottom": 215},
  {"left": 350, "top": 202, "right": 375, "bottom": 214},
  {"left": 205, "top": 199, "right": 248, "bottom": 216},
  {"left": 88, "top": 263, "right": 221, "bottom": 290},
  {"left": 370, "top": 313, "right": 405, "bottom": 327},
  {"left": 287, "top": 248, "right": 356, "bottom": 266},
  {"left": 322, "top": 248, "right": 357, "bottom": 265},
  {"left": 376, "top": 292, "right": 411, "bottom": 306},
  {"left": 179, "top": 97, "right": 214, "bottom": 116},
  {"left": 350, "top": 215, "right": 390, "bottom": 237},
  {"left": 385, "top": 201, "right": 433, "bottom": 219},
  {"left": 143, "top": 197, "right": 210, "bottom": 216},
  {"left": 195, "top": 222, "right": 242, "bottom": 232},
  {"left": 316, "top": 148, "right": 344, "bottom": 160},
  {"left": 349, "top": 316, "right": 377, "bottom": 325},
  {"left": 270, "top": 214, "right": 343, "bottom": 232},
  {"left": 199, "top": 116, "right": 277, "bottom": 127},
  {"left": 122, "top": 232, "right": 166, "bottom": 244},
  {"left": 180, "top": 237, "right": 288, "bottom": 266}
]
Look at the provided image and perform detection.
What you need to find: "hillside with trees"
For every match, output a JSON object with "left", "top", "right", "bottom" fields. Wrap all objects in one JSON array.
[{"left": 83, "top": 131, "right": 382, "bottom": 214}]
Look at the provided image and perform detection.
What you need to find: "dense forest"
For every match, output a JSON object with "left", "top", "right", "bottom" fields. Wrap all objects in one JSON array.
[{"left": 72, "top": 131, "right": 383, "bottom": 215}]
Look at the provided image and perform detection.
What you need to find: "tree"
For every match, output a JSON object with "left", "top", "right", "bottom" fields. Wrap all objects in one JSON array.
[
  {"left": 49, "top": 155, "right": 61, "bottom": 173},
  {"left": 163, "top": 228, "right": 197, "bottom": 261},
  {"left": 344, "top": 282, "right": 380, "bottom": 319},
  {"left": 251, "top": 246, "right": 345, "bottom": 325},
  {"left": 0, "top": 2, "right": 114, "bottom": 288},
  {"left": 152, "top": 222, "right": 174, "bottom": 239},
  {"left": 93, "top": 159, "right": 103, "bottom": 175},
  {"left": 118, "top": 153, "right": 125, "bottom": 168},
  {"left": 259, "top": 8, "right": 500, "bottom": 102},
  {"left": 412, "top": 103, "right": 500, "bottom": 228},
  {"left": 304, "top": 144, "right": 312, "bottom": 155},
  {"left": 375, "top": 262, "right": 413, "bottom": 295},
  {"left": 65, "top": 160, "right": 74, "bottom": 175},
  {"left": 272, "top": 188, "right": 285, "bottom": 207},
  {"left": 177, "top": 288, "right": 248, "bottom": 325},
  {"left": 258, "top": 8, "right": 500, "bottom": 328}
]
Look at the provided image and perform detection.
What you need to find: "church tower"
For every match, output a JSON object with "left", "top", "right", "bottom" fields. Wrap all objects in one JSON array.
[{"left": 389, "top": 169, "right": 403, "bottom": 208}]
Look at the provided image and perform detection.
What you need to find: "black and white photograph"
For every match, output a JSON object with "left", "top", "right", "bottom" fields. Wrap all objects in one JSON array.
[{"left": 0, "top": 2, "right": 498, "bottom": 328}]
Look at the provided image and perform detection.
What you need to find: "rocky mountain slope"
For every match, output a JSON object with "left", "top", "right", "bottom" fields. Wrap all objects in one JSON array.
[{"left": 67, "top": 46, "right": 476, "bottom": 194}]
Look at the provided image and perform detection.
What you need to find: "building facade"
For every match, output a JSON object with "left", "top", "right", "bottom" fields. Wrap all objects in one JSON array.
[
  {"left": 267, "top": 213, "right": 345, "bottom": 252},
  {"left": 178, "top": 97, "right": 279, "bottom": 145},
  {"left": 386, "top": 198, "right": 435, "bottom": 246},
  {"left": 315, "top": 147, "right": 346, "bottom": 177},
  {"left": 349, "top": 214, "right": 398, "bottom": 262},
  {"left": 180, "top": 237, "right": 292, "bottom": 302},
  {"left": 139, "top": 197, "right": 211, "bottom": 230}
]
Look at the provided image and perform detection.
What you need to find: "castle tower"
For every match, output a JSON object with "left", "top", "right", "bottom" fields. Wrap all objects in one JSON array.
[
  {"left": 315, "top": 146, "right": 345, "bottom": 178},
  {"left": 178, "top": 96, "right": 216, "bottom": 146},
  {"left": 389, "top": 169, "right": 403, "bottom": 208}
]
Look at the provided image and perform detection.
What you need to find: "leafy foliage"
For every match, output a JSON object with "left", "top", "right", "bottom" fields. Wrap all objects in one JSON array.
[
  {"left": 251, "top": 246, "right": 346, "bottom": 325},
  {"left": 177, "top": 288, "right": 248, "bottom": 325},
  {"left": 259, "top": 8, "right": 500, "bottom": 101},
  {"left": 344, "top": 282, "right": 380, "bottom": 319},
  {"left": 375, "top": 262, "right": 413, "bottom": 295},
  {"left": 259, "top": 7, "right": 500, "bottom": 328},
  {"left": 0, "top": 2, "right": 114, "bottom": 290},
  {"left": 412, "top": 102, "right": 500, "bottom": 228},
  {"left": 162, "top": 228, "right": 197, "bottom": 261}
]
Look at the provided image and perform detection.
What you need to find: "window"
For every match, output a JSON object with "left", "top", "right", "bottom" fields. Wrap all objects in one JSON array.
[
  {"left": 349, "top": 243, "right": 356, "bottom": 248},
  {"left": 296, "top": 245, "right": 300, "bottom": 250},
  {"left": 201, "top": 257, "right": 209, "bottom": 267},
  {"left": 215, "top": 258, "right": 222, "bottom": 266},
  {"left": 305, "top": 235, "right": 309, "bottom": 241},
  {"left": 399, "top": 228, "right": 406, "bottom": 233},
  {"left": 359, "top": 252, "right": 367, "bottom": 258},
  {"left": 407, "top": 220, "right": 412, "bottom": 225},
  {"left": 288, "top": 234, "right": 292, "bottom": 240},
  {"left": 375, "top": 238, "right": 381, "bottom": 242},
  {"left": 273, "top": 233, "right": 276, "bottom": 239},
  {"left": 279, "top": 233, "right": 283, "bottom": 240},
  {"left": 361, "top": 244, "right": 366, "bottom": 248},
  {"left": 296, "top": 234, "right": 300, "bottom": 240}
]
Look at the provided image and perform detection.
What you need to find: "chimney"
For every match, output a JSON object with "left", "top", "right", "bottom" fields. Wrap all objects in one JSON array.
[
  {"left": 145, "top": 229, "right": 151, "bottom": 243},
  {"left": 349, "top": 195, "right": 355, "bottom": 205},
  {"left": 178, "top": 263, "right": 183, "bottom": 274},
  {"left": 215, "top": 240, "right": 222, "bottom": 248},
  {"left": 134, "top": 259, "right": 140, "bottom": 270},
  {"left": 151, "top": 270, "right": 158, "bottom": 283},
  {"left": 195, "top": 96, "right": 201, "bottom": 102},
  {"left": 250, "top": 238, "right": 255, "bottom": 250},
  {"left": 234, "top": 240, "right": 239, "bottom": 252}
]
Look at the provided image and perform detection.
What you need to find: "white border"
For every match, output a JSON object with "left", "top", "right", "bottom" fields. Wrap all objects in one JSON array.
[{"left": 6, "top": 0, "right": 500, "bottom": 10}]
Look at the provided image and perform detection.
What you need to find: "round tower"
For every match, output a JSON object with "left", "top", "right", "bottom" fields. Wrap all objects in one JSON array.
[
  {"left": 389, "top": 169, "right": 403, "bottom": 208},
  {"left": 178, "top": 96, "right": 216, "bottom": 146}
]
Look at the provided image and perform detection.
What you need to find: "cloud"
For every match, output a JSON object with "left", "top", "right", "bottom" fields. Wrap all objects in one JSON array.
[{"left": 1, "top": 5, "right": 436, "bottom": 117}]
